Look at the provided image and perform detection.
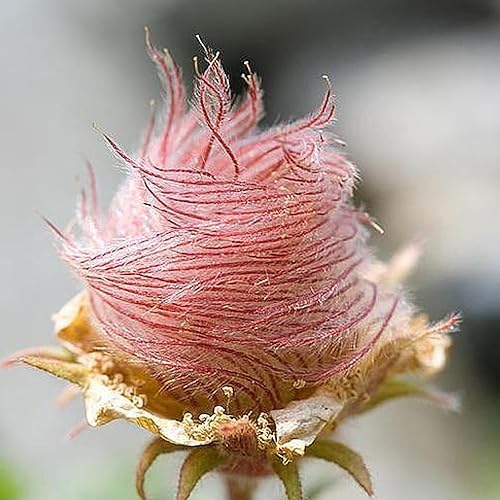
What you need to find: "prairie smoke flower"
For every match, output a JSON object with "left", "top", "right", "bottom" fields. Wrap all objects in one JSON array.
[{"left": 5, "top": 30, "right": 459, "bottom": 500}]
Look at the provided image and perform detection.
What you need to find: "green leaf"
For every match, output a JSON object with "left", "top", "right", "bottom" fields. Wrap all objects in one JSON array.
[
  {"left": 306, "top": 440, "right": 373, "bottom": 497},
  {"left": 136, "top": 438, "right": 183, "bottom": 500},
  {"left": 359, "top": 378, "right": 459, "bottom": 414},
  {"left": 272, "top": 458, "right": 303, "bottom": 500},
  {"left": 177, "top": 447, "right": 226, "bottom": 500}
]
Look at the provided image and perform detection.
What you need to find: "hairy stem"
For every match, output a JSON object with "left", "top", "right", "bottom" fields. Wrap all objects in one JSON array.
[{"left": 224, "top": 474, "right": 256, "bottom": 500}]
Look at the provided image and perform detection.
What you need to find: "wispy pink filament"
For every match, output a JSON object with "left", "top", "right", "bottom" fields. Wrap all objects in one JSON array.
[{"left": 59, "top": 33, "right": 406, "bottom": 411}]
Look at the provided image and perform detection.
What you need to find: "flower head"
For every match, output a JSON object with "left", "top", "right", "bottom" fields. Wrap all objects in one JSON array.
[{"left": 5, "top": 31, "right": 458, "bottom": 500}]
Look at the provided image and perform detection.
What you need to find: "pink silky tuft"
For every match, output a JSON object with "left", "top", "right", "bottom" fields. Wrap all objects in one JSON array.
[{"left": 59, "top": 32, "right": 407, "bottom": 412}]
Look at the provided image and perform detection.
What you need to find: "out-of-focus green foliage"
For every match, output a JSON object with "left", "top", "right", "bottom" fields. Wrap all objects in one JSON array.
[
  {"left": 476, "top": 438, "right": 500, "bottom": 500},
  {"left": 0, "top": 461, "right": 23, "bottom": 500},
  {"left": 54, "top": 460, "right": 174, "bottom": 500}
]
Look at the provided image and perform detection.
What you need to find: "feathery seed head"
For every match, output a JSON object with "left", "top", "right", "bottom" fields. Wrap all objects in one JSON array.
[{"left": 6, "top": 32, "right": 457, "bottom": 500}]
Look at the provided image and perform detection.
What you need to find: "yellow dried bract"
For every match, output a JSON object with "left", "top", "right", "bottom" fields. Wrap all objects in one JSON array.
[{"left": 270, "top": 393, "right": 343, "bottom": 463}]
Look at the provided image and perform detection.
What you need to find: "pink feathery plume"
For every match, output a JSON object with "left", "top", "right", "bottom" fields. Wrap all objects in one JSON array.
[{"left": 60, "top": 33, "right": 407, "bottom": 412}]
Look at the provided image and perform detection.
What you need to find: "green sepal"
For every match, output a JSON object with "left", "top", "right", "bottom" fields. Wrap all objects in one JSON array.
[
  {"left": 136, "top": 437, "right": 184, "bottom": 500},
  {"left": 177, "top": 446, "right": 226, "bottom": 500},
  {"left": 359, "top": 378, "right": 459, "bottom": 414},
  {"left": 306, "top": 440, "right": 373, "bottom": 497},
  {"left": 271, "top": 458, "right": 303, "bottom": 500}
]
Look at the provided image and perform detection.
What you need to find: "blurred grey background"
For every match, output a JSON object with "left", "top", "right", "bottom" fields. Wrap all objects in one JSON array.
[{"left": 1, "top": 1, "right": 499, "bottom": 499}]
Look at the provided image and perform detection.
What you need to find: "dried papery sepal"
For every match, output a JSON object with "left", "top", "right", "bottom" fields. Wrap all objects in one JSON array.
[
  {"left": 52, "top": 292, "right": 104, "bottom": 354},
  {"left": 1, "top": 346, "right": 75, "bottom": 369},
  {"left": 270, "top": 394, "right": 343, "bottom": 462},
  {"left": 19, "top": 355, "right": 89, "bottom": 387}
]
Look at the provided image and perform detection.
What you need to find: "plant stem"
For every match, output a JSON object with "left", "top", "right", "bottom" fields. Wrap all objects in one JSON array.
[{"left": 224, "top": 474, "right": 256, "bottom": 500}]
